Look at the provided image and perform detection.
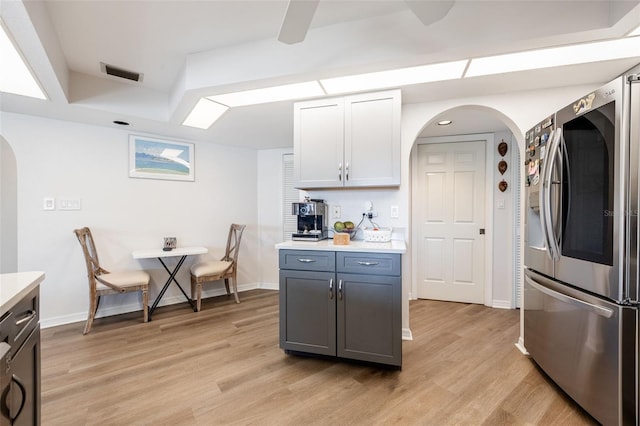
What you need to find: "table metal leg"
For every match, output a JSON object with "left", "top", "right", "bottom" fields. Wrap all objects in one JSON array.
[{"left": 148, "top": 255, "right": 197, "bottom": 320}]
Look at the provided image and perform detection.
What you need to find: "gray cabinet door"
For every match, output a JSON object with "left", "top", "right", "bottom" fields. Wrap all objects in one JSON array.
[
  {"left": 8, "top": 328, "right": 40, "bottom": 426},
  {"left": 279, "top": 270, "right": 336, "bottom": 356},
  {"left": 336, "top": 273, "right": 402, "bottom": 367}
]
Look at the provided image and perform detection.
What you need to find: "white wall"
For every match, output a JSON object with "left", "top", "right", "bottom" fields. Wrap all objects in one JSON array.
[
  {"left": 257, "top": 148, "right": 292, "bottom": 288},
  {"left": 0, "top": 136, "right": 18, "bottom": 273},
  {"left": 491, "top": 130, "right": 517, "bottom": 308},
  {"left": 2, "top": 112, "right": 260, "bottom": 327}
]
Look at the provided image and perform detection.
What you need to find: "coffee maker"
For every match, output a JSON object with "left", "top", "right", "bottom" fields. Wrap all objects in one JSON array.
[{"left": 292, "top": 199, "right": 328, "bottom": 241}]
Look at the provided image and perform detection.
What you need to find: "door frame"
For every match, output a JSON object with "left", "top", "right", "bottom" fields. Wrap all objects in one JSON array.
[{"left": 411, "top": 133, "right": 494, "bottom": 306}]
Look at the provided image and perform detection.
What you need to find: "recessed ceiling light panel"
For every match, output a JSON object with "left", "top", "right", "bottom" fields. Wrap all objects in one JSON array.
[
  {"left": 182, "top": 98, "right": 229, "bottom": 129},
  {"left": 208, "top": 81, "right": 325, "bottom": 107},
  {"left": 320, "top": 60, "right": 469, "bottom": 95},
  {"left": 465, "top": 36, "right": 640, "bottom": 77},
  {"left": 0, "top": 20, "right": 47, "bottom": 99}
]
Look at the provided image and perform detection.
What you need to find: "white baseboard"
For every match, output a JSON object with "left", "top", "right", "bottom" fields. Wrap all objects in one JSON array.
[
  {"left": 402, "top": 328, "right": 413, "bottom": 341},
  {"left": 259, "top": 282, "right": 279, "bottom": 291},
  {"left": 41, "top": 282, "right": 276, "bottom": 329},
  {"left": 515, "top": 337, "right": 529, "bottom": 355},
  {"left": 492, "top": 299, "right": 513, "bottom": 309}
]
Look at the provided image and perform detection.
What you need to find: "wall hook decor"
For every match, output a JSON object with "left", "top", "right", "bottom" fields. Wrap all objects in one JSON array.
[
  {"left": 498, "top": 140, "right": 508, "bottom": 157},
  {"left": 498, "top": 160, "right": 508, "bottom": 175},
  {"left": 498, "top": 180, "right": 508, "bottom": 192}
]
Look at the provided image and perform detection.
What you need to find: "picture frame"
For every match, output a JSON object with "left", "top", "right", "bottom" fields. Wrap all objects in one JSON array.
[{"left": 129, "top": 135, "right": 194, "bottom": 181}]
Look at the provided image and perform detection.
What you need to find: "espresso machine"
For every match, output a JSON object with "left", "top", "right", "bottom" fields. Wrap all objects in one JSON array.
[{"left": 292, "top": 199, "right": 328, "bottom": 241}]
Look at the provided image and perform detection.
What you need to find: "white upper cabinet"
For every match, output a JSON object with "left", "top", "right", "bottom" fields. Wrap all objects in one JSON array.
[{"left": 294, "top": 90, "right": 401, "bottom": 189}]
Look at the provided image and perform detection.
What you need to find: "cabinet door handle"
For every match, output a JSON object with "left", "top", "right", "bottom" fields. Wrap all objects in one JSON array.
[
  {"left": 345, "top": 162, "right": 349, "bottom": 181},
  {"left": 357, "top": 261, "right": 379, "bottom": 266},
  {"left": 338, "top": 163, "right": 342, "bottom": 181},
  {"left": 9, "top": 373, "right": 27, "bottom": 422},
  {"left": 297, "top": 258, "right": 316, "bottom": 263},
  {"left": 338, "top": 279, "right": 343, "bottom": 300},
  {"left": 329, "top": 279, "right": 334, "bottom": 299}
]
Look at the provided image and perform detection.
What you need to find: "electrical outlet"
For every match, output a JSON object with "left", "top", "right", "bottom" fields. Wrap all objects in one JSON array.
[{"left": 332, "top": 205, "right": 341, "bottom": 218}]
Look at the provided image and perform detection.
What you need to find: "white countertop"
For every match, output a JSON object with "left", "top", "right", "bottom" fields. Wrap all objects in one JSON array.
[
  {"left": 0, "top": 271, "right": 45, "bottom": 316},
  {"left": 276, "top": 239, "right": 406, "bottom": 254}
]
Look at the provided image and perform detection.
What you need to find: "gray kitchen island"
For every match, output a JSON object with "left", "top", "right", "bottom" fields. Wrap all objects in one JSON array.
[{"left": 275, "top": 240, "right": 406, "bottom": 368}]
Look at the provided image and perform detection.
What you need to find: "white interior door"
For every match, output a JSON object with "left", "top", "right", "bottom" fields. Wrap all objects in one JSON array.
[{"left": 417, "top": 141, "right": 486, "bottom": 303}]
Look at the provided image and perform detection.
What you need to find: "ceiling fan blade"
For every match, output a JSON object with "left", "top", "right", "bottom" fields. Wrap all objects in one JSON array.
[
  {"left": 405, "top": 0, "right": 455, "bottom": 26},
  {"left": 278, "top": 0, "right": 320, "bottom": 44}
]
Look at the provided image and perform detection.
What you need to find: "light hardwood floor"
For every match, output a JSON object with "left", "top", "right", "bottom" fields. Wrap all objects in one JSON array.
[{"left": 41, "top": 290, "right": 598, "bottom": 425}]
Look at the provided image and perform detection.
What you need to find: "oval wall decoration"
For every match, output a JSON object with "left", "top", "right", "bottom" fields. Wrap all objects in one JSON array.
[
  {"left": 498, "top": 180, "right": 508, "bottom": 192},
  {"left": 498, "top": 160, "right": 508, "bottom": 175},
  {"left": 498, "top": 141, "right": 508, "bottom": 157}
]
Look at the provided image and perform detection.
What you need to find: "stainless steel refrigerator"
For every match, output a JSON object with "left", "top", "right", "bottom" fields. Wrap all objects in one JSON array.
[{"left": 524, "top": 64, "right": 640, "bottom": 425}]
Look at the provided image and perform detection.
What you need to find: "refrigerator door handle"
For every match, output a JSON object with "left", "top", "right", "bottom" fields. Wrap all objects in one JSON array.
[
  {"left": 525, "top": 274, "right": 614, "bottom": 318},
  {"left": 538, "top": 130, "right": 552, "bottom": 256},
  {"left": 542, "top": 128, "right": 562, "bottom": 261}
]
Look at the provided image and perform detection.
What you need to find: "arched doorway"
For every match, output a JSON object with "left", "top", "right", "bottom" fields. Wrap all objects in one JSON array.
[{"left": 409, "top": 106, "right": 524, "bottom": 309}]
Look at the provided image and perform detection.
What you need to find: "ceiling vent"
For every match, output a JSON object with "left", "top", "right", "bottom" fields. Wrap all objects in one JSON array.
[{"left": 100, "top": 62, "right": 143, "bottom": 83}]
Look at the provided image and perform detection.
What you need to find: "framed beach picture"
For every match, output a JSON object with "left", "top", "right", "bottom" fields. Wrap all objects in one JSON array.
[{"left": 129, "top": 135, "right": 194, "bottom": 181}]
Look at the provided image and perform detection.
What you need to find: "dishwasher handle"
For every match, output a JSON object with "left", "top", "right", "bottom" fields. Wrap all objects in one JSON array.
[{"left": 525, "top": 274, "right": 614, "bottom": 318}]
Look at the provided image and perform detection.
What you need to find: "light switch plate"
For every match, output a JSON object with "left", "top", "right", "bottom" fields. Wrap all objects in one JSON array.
[
  {"left": 59, "top": 198, "right": 81, "bottom": 211},
  {"left": 390, "top": 205, "right": 399, "bottom": 218},
  {"left": 43, "top": 198, "right": 55, "bottom": 210}
]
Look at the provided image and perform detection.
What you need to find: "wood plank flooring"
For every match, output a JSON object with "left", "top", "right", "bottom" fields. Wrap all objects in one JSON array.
[{"left": 41, "top": 290, "right": 598, "bottom": 425}]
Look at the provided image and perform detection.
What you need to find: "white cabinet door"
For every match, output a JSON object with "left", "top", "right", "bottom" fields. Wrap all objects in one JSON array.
[
  {"left": 294, "top": 90, "right": 401, "bottom": 189},
  {"left": 416, "top": 140, "right": 486, "bottom": 304},
  {"left": 294, "top": 97, "right": 344, "bottom": 188},
  {"left": 344, "top": 90, "right": 401, "bottom": 187}
]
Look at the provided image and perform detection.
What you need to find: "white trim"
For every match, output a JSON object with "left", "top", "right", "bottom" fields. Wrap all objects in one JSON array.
[
  {"left": 515, "top": 337, "right": 529, "bottom": 356},
  {"left": 40, "top": 283, "right": 276, "bottom": 329},
  {"left": 410, "top": 148, "right": 419, "bottom": 302},
  {"left": 492, "top": 299, "right": 512, "bottom": 309},
  {"left": 484, "top": 135, "right": 495, "bottom": 307},
  {"left": 402, "top": 328, "right": 413, "bottom": 341},
  {"left": 260, "top": 282, "right": 279, "bottom": 291},
  {"left": 512, "top": 134, "right": 523, "bottom": 309}
]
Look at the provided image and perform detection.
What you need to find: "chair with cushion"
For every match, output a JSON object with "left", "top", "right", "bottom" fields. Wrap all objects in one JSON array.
[
  {"left": 190, "top": 223, "right": 246, "bottom": 311},
  {"left": 73, "top": 227, "right": 149, "bottom": 334}
]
